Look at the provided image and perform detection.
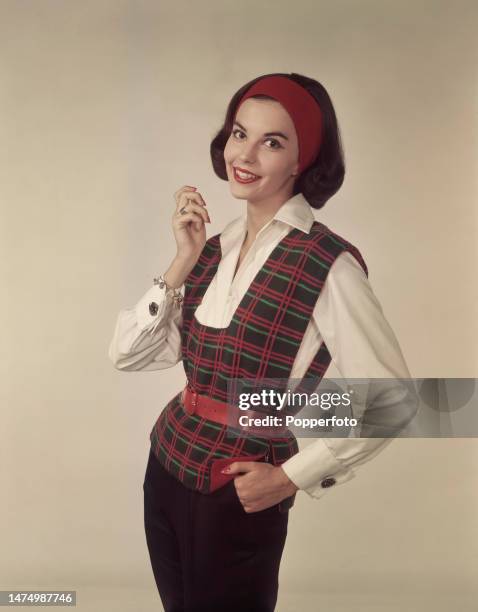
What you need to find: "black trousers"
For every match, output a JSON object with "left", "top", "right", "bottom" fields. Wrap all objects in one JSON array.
[{"left": 143, "top": 448, "right": 289, "bottom": 612}]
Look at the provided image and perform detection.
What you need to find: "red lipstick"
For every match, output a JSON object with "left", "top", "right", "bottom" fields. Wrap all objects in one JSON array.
[{"left": 233, "top": 166, "right": 261, "bottom": 184}]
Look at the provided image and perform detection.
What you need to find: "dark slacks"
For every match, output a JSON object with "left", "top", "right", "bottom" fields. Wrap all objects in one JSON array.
[{"left": 143, "top": 448, "right": 289, "bottom": 612}]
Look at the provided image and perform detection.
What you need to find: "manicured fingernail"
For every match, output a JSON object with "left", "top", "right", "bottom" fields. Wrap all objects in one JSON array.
[{"left": 221, "top": 467, "right": 230, "bottom": 474}]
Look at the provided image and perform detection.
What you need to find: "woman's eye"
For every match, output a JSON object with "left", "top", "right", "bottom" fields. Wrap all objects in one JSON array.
[
  {"left": 232, "top": 129, "right": 282, "bottom": 150},
  {"left": 265, "top": 138, "right": 282, "bottom": 149}
]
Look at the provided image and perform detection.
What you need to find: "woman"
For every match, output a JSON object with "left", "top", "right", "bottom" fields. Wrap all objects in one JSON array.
[{"left": 109, "top": 72, "right": 413, "bottom": 612}]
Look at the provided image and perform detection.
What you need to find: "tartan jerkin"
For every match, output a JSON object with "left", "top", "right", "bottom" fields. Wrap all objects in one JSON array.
[{"left": 150, "top": 220, "right": 368, "bottom": 497}]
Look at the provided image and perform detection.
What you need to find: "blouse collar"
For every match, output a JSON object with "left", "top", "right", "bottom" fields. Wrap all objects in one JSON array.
[{"left": 219, "top": 192, "right": 315, "bottom": 255}]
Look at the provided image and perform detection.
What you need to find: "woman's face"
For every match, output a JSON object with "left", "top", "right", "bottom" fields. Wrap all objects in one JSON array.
[{"left": 223, "top": 98, "right": 299, "bottom": 204}]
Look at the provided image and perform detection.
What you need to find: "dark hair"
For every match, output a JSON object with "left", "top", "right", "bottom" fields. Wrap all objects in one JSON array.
[{"left": 210, "top": 72, "right": 345, "bottom": 210}]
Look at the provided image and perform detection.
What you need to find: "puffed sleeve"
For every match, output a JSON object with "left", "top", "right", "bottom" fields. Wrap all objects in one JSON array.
[
  {"left": 281, "top": 251, "right": 418, "bottom": 500},
  {"left": 108, "top": 282, "right": 184, "bottom": 372}
]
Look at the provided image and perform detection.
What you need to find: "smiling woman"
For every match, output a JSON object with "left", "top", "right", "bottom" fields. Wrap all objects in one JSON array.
[
  {"left": 211, "top": 72, "right": 346, "bottom": 209},
  {"left": 109, "top": 71, "right": 414, "bottom": 612},
  {"left": 225, "top": 97, "right": 300, "bottom": 201}
]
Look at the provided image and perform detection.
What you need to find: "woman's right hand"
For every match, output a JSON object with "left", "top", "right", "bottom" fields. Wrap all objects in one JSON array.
[{"left": 172, "top": 186, "right": 211, "bottom": 261}]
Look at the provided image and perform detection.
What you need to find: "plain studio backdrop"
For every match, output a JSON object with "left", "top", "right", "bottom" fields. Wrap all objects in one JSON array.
[{"left": 1, "top": 1, "right": 477, "bottom": 611}]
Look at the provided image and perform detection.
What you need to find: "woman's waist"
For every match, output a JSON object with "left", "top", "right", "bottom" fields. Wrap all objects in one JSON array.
[
  {"left": 181, "top": 382, "right": 293, "bottom": 437},
  {"left": 154, "top": 392, "right": 298, "bottom": 458}
]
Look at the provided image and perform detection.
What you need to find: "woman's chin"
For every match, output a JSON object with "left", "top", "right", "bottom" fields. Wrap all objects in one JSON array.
[{"left": 228, "top": 182, "right": 254, "bottom": 200}]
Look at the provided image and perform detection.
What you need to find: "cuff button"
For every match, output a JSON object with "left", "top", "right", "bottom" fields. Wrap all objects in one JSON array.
[
  {"left": 149, "top": 301, "right": 159, "bottom": 316},
  {"left": 321, "top": 477, "right": 336, "bottom": 488}
]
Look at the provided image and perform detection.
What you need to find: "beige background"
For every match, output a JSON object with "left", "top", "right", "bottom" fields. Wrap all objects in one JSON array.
[{"left": 2, "top": 1, "right": 477, "bottom": 610}]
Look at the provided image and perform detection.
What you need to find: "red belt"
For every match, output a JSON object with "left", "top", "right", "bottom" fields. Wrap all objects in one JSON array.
[{"left": 180, "top": 383, "right": 288, "bottom": 435}]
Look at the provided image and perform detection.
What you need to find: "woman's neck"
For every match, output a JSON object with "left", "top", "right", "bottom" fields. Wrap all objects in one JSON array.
[{"left": 244, "top": 189, "right": 293, "bottom": 245}]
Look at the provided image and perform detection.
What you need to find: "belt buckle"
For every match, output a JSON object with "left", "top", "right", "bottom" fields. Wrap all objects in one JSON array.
[{"left": 184, "top": 384, "right": 198, "bottom": 416}]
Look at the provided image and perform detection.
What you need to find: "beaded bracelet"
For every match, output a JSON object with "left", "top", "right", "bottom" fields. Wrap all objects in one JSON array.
[{"left": 153, "top": 274, "right": 184, "bottom": 309}]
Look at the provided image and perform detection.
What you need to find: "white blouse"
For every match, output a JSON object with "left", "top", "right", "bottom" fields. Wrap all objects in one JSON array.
[{"left": 108, "top": 193, "right": 412, "bottom": 500}]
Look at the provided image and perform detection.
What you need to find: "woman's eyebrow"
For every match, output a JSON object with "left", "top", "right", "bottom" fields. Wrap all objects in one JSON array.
[{"left": 233, "top": 120, "right": 289, "bottom": 141}]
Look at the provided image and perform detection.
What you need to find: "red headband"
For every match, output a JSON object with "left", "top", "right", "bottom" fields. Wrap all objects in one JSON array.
[{"left": 235, "top": 75, "right": 323, "bottom": 174}]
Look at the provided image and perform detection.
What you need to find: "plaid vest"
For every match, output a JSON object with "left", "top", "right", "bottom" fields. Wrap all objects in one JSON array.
[{"left": 149, "top": 220, "right": 368, "bottom": 500}]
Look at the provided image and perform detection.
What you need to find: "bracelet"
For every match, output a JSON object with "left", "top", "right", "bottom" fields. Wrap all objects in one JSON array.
[{"left": 153, "top": 274, "right": 184, "bottom": 309}]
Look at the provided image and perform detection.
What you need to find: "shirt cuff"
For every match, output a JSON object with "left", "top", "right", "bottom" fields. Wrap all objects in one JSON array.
[
  {"left": 134, "top": 283, "right": 183, "bottom": 332},
  {"left": 280, "top": 439, "right": 356, "bottom": 500}
]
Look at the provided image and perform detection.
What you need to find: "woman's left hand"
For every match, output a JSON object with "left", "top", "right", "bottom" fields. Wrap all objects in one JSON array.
[{"left": 223, "top": 462, "right": 299, "bottom": 513}]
